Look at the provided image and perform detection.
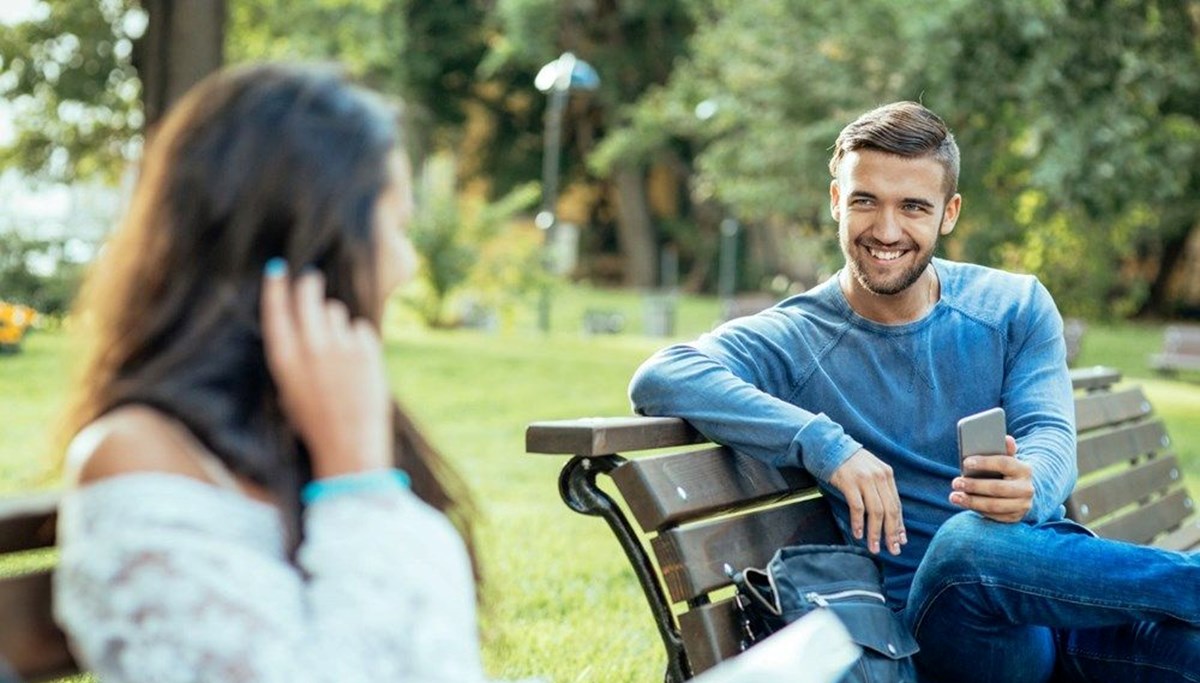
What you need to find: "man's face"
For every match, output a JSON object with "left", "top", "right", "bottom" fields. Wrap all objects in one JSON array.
[{"left": 831, "top": 149, "right": 960, "bottom": 296}]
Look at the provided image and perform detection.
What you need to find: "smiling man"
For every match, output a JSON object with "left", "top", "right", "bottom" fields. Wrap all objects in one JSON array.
[{"left": 629, "top": 102, "right": 1200, "bottom": 682}]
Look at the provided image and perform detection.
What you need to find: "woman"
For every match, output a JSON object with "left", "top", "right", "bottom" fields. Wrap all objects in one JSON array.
[{"left": 54, "top": 62, "right": 496, "bottom": 682}]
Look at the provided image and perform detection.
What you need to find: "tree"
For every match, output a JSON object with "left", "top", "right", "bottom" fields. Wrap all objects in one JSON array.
[
  {"left": 0, "top": 0, "right": 225, "bottom": 182},
  {"left": 594, "top": 0, "right": 920, "bottom": 286},
  {"left": 917, "top": 0, "right": 1200, "bottom": 317},
  {"left": 472, "top": 0, "right": 695, "bottom": 288},
  {"left": 0, "top": 0, "right": 145, "bottom": 182},
  {"left": 137, "top": 0, "right": 225, "bottom": 130}
]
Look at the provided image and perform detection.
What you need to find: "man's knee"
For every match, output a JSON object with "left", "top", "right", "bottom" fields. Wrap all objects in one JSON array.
[{"left": 919, "top": 511, "right": 1015, "bottom": 579}]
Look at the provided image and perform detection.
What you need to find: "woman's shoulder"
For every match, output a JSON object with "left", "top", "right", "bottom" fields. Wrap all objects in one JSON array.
[
  {"left": 66, "top": 405, "right": 213, "bottom": 485},
  {"left": 68, "top": 405, "right": 279, "bottom": 505}
]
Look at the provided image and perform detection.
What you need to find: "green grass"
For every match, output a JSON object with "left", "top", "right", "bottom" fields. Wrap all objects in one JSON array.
[{"left": 2, "top": 294, "right": 1199, "bottom": 681}]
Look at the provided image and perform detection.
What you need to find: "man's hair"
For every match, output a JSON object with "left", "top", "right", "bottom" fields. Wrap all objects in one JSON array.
[{"left": 829, "top": 101, "right": 960, "bottom": 199}]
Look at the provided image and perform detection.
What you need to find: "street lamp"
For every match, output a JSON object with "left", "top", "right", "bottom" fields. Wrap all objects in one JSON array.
[{"left": 534, "top": 52, "right": 599, "bottom": 333}]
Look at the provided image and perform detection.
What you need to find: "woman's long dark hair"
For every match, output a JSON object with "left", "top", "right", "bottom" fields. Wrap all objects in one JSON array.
[{"left": 65, "top": 63, "right": 476, "bottom": 570}]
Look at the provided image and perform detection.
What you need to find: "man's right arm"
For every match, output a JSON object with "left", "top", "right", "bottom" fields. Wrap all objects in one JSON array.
[
  {"left": 629, "top": 315, "right": 907, "bottom": 556},
  {"left": 627, "top": 315, "right": 861, "bottom": 483}
]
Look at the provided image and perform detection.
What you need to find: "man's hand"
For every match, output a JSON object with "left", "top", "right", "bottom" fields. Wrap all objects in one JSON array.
[
  {"left": 950, "top": 435, "right": 1033, "bottom": 523},
  {"left": 828, "top": 449, "right": 906, "bottom": 555}
]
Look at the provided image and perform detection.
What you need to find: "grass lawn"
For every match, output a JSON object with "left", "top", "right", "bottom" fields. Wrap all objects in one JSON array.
[{"left": 2, "top": 290, "right": 1198, "bottom": 682}]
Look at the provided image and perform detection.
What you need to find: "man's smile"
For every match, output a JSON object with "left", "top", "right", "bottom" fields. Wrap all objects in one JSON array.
[{"left": 867, "top": 247, "right": 907, "bottom": 262}]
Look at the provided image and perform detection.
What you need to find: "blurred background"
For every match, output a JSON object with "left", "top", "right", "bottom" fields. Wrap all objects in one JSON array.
[
  {"left": 1, "top": 1, "right": 1199, "bottom": 681},
  {"left": 3, "top": 0, "right": 1199, "bottom": 325}
]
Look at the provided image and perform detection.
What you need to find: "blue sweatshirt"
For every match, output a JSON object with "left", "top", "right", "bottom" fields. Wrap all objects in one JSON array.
[{"left": 628, "top": 259, "right": 1077, "bottom": 605}]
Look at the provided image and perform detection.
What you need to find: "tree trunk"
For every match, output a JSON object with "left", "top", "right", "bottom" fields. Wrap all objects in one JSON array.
[
  {"left": 612, "top": 165, "right": 659, "bottom": 288},
  {"left": 1139, "top": 222, "right": 1197, "bottom": 317},
  {"left": 135, "top": 0, "right": 226, "bottom": 131}
]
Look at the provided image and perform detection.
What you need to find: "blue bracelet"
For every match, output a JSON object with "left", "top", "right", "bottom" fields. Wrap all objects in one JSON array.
[{"left": 302, "top": 468, "right": 412, "bottom": 506}]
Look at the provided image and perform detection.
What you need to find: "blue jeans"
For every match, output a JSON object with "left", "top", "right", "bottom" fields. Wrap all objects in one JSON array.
[{"left": 901, "top": 511, "right": 1200, "bottom": 683}]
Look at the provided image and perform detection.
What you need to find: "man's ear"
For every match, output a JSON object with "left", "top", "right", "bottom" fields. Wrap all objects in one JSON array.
[
  {"left": 940, "top": 193, "right": 962, "bottom": 235},
  {"left": 830, "top": 180, "right": 841, "bottom": 222}
]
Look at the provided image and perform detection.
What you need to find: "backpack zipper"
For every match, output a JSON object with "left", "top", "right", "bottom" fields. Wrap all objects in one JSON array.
[{"left": 804, "top": 589, "right": 887, "bottom": 607}]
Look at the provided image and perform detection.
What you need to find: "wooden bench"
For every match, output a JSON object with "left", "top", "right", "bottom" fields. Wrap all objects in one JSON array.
[
  {"left": 526, "top": 365, "right": 1200, "bottom": 682},
  {"left": 0, "top": 491, "right": 77, "bottom": 682},
  {"left": 1150, "top": 324, "right": 1200, "bottom": 374}
]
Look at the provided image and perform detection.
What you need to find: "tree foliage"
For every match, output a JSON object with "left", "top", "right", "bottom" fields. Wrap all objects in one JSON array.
[
  {"left": 611, "top": 0, "right": 1200, "bottom": 316},
  {"left": 4, "top": 1, "right": 1200, "bottom": 316},
  {"left": 0, "top": 0, "right": 143, "bottom": 182}
]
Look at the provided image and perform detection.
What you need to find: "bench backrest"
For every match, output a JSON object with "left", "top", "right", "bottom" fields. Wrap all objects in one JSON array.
[
  {"left": 1162, "top": 325, "right": 1200, "bottom": 356},
  {"left": 1069, "top": 380, "right": 1200, "bottom": 549},
  {"left": 527, "top": 366, "right": 1199, "bottom": 680},
  {"left": 0, "top": 491, "right": 77, "bottom": 682}
]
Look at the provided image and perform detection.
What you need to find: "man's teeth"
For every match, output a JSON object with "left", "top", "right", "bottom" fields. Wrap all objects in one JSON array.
[{"left": 869, "top": 248, "right": 904, "bottom": 261}]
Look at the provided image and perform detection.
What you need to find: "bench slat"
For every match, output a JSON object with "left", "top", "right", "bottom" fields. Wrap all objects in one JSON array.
[
  {"left": 611, "top": 447, "right": 817, "bottom": 532},
  {"left": 526, "top": 417, "right": 703, "bottom": 456},
  {"left": 650, "top": 497, "right": 841, "bottom": 604},
  {"left": 1154, "top": 517, "right": 1200, "bottom": 552},
  {"left": 1089, "top": 488, "right": 1195, "bottom": 545},
  {"left": 678, "top": 599, "right": 741, "bottom": 676},
  {"left": 1067, "top": 455, "right": 1184, "bottom": 524},
  {"left": 1075, "top": 419, "right": 1169, "bottom": 477},
  {"left": 1067, "top": 366, "right": 1121, "bottom": 392},
  {"left": 1074, "top": 386, "right": 1152, "bottom": 432},
  {"left": 0, "top": 571, "right": 78, "bottom": 682},
  {"left": 0, "top": 493, "right": 59, "bottom": 554}
]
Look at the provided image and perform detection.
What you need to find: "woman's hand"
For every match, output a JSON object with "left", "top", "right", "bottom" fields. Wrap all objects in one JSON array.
[{"left": 260, "top": 260, "right": 392, "bottom": 479}]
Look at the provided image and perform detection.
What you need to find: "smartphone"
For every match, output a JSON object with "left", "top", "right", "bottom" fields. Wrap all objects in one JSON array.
[{"left": 956, "top": 407, "right": 1007, "bottom": 479}]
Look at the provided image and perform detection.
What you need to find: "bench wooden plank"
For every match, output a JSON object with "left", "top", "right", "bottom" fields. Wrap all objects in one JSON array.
[
  {"left": 611, "top": 447, "right": 817, "bottom": 532},
  {"left": 1075, "top": 419, "right": 1169, "bottom": 477},
  {"left": 1154, "top": 517, "right": 1200, "bottom": 552},
  {"left": 0, "top": 571, "right": 76, "bottom": 682},
  {"left": 1067, "top": 365, "right": 1120, "bottom": 392},
  {"left": 526, "top": 416, "right": 702, "bottom": 456},
  {"left": 678, "top": 599, "right": 741, "bottom": 675},
  {"left": 1074, "top": 387, "right": 1152, "bottom": 432},
  {"left": 1089, "top": 488, "right": 1195, "bottom": 546},
  {"left": 0, "top": 492, "right": 59, "bottom": 554},
  {"left": 650, "top": 497, "right": 840, "bottom": 604},
  {"left": 1067, "top": 455, "right": 1184, "bottom": 524}
]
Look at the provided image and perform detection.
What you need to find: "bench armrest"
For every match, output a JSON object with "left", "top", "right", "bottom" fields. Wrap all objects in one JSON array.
[
  {"left": 526, "top": 416, "right": 707, "bottom": 456},
  {"left": 1068, "top": 365, "right": 1121, "bottom": 392}
]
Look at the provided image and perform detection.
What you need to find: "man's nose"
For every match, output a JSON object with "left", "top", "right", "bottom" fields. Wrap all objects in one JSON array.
[{"left": 872, "top": 209, "right": 903, "bottom": 243}]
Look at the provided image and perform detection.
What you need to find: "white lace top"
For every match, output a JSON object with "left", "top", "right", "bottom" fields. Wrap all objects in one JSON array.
[{"left": 54, "top": 473, "right": 498, "bottom": 682}]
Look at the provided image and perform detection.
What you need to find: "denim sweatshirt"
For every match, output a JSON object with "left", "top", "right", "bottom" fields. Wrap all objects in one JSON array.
[{"left": 628, "top": 258, "right": 1077, "bottom": 605}]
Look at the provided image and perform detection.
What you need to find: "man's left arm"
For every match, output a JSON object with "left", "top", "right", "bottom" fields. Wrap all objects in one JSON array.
[{"left": 952, "top": 279, "right": 1077, "bottom": 523}]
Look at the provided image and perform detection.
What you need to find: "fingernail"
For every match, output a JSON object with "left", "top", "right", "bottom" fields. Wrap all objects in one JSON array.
[
  {"left": 853, "top": 528, "right": 863, "bottom": 539},
  {"left": 892, "top": 543, "right": 901, "bottom": 555},
  {"left": 900, "top": 531, "right": 908, "bottom": 544},
  {"left": 964, "top": 458, "right": 977, "bottom": 468},
  {"left": 952, "top": 479, "right": 964, "bottom": 491},
  {"left": 264, "top": 258, "right": 287, "bottom": 277}
]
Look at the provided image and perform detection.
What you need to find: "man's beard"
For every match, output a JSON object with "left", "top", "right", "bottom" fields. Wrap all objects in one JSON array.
[
  {"left": 843, "top": 216, "right": 944, "bottom": 296},
  {"left": 847, "top": 238, "right": 937, "bottom": 296}
]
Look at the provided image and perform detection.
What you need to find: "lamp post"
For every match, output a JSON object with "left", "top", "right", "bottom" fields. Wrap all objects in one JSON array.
[{"left": 534, "top": 52, "right": 599, "bottom": 333}]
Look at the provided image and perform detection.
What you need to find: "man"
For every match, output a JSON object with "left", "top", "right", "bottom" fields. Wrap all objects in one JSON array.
[{"left": 629, "top": 101, "right": 1199, "bottom": 682}]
